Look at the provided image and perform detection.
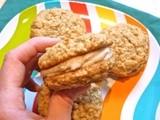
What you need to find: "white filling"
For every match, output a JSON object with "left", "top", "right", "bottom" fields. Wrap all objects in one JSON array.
[{"left": 81, "top": 47, "right": 112, "bottom": 68}]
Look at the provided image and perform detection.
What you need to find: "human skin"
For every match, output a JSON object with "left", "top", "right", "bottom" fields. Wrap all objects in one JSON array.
[{"left": 0, "top": 37, "right": 88, "bottom": 120}]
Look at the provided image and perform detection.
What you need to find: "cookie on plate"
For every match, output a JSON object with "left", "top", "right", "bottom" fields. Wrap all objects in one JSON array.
[
  {"left": 72, "top": 83, "right": 102, "bottom": 120},
  {"left": 30, "top": 8, "right": 86, "bottom": 39},
  {"left": 101, "top": 23, "right": 149, "bottom": 77},
  {"left": 38, "top": 33, "right": 112, "bottom": 90}
]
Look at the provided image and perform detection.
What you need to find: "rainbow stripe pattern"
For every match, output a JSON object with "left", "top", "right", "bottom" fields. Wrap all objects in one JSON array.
[{"left": 0, "top": 1, "right": 160, "bottom": 120}]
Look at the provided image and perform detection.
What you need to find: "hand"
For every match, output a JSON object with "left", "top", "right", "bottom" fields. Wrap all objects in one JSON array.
[
  {"left": 48, "top": 86, "right": 89, "bottom": 120},
  {"left": 0, "top": 37, "right": 89, "bottom": 120}
]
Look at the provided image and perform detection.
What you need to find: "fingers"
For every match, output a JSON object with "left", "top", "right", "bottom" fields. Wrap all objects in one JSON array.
[
  {"left": 47, "top": 85, "right": 90, "bottom": 120},
  {"left": 25, "top": 79, "right": 41, "bottom": 92},
  {"left": 57, "top": 85, "right": 90, "bottom": 101},
  {"left": 73, "top": 85, "right": 90, "bottom": 95},
  {"left": 22, "top": 54, "right": 42, "bottom": 92},
  {"left": 25, "top": 53, "right": 42, "bottom": 72},
  {"left": 8, "top": 37, "right": 60, "bottom": 64},
  {"left": 47, "top": 92, "right": 73, "bottom": 120},
  {"left": 0, "top": 37, "right": 60, "bottom": 88}
]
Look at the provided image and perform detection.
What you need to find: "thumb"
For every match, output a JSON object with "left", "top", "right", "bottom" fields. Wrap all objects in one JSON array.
[{"left": 47, "top": 92, "right": 73, "bottom": 120}]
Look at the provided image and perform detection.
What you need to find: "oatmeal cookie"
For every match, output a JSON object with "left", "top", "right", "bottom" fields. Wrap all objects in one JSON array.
[
  {"left": 44, "top": 60, "right": 109, "bottom": 90},
  {"left": 72, "top": 83, "right": 102, "bottom": 120},
  {"left": 30, "top": 8, "right": 86, "bottom": 39},
  {"left": 101, "top": 23, "right": 149, "bottom": 77}
]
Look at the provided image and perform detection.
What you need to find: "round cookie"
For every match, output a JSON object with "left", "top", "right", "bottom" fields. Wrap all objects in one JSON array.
[
  {"left": 101, "top": 23, "right": 149, "bottom": 77},
  {"left": 30, "top": 8, "right": 86, "bottom": 39}
]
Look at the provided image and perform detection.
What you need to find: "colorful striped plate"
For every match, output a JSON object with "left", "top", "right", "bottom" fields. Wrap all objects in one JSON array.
[{"left": 0, "top": 1, "right": 160, "bottom": 120}]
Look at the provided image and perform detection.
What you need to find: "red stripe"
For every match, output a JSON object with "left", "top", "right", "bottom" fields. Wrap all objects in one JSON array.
[
  {"left": 69, "top": 2, "right": 88, "bottom": 15},
  {"left": 32, "top": 93, "right": 39, "bottom": 114},
  {"left": 82, "top": 18, "right": 91, "bottom": 32}
]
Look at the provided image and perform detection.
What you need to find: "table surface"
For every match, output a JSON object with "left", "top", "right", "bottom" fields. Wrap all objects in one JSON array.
[{"left": 114, "top": 0, "right": 160, "bottom": 18}]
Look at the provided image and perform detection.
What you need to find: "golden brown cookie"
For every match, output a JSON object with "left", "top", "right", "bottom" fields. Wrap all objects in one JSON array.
[
  {"left": 37, "top": 84, "right": 53, "bottom": 117},
  {"left": 30, "top": 8, "right": 86, "bottom": 39},
  {"left": 38, "top": 33, "right": 112, "bottom": 70},
  {"left": 44, "top": 60, "right": 109, "bottom": 90},
  {"left": 101, "top": 23, "right": 149, "bottom": 77},
  {"left": 72, "top": 83, "right": 102, "bottom": 120},
  {"left": 38, "top": 33, "right": 112, "bottom": 90}
]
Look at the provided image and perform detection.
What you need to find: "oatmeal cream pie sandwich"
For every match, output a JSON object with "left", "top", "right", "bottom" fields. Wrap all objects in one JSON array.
[
  {"left": 38, "top": 33, "right": 112, "bottom": 90},
  {"left": 101, "top": 23, "right": 149, "bottom": 77}
]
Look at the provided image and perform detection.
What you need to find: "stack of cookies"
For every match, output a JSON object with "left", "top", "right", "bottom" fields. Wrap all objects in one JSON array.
[{"left": 30, "top": 8, "right": 149, "bottom": 120}]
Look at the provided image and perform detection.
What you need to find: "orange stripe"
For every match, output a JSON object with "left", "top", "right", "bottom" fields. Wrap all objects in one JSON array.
[
  {"left": 125, "top": 15, "right": 148, "bottom": 33},
  {"left": 100, "top": 66, "right": 145, "bottom": 120},
  {"left": 96, "top": 6, "right": 117, "bottom": 29}
]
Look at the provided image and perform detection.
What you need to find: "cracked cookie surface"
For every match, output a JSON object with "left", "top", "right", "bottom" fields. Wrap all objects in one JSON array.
[
  {"left": 38, "top": 33, "right": 112, "bottom": 70},
  {"left": 101, "top": 24, "right": 149, "bottom": 77},
  {"left": 30, "top": 8, "right": 86, "bottom": 39},
  {"left": 44, "top": 60, "right": 109, "bottom": 90}
]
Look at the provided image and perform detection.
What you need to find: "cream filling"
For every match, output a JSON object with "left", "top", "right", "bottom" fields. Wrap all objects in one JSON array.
[{"left": 41, "top": 47, "right": 112, "bottom": 78}]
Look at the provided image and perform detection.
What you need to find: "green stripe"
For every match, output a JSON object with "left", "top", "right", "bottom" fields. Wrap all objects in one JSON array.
[{"left": 0, "top": 5, "right": 37, "bottom": 67}]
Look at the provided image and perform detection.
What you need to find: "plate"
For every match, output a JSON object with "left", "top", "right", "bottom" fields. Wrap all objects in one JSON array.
[{"left": 0, "top": 1, "right": 160, "bottom": 120}]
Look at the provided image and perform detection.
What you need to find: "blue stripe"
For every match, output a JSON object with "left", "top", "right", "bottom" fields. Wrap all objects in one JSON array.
[
  {"left": 45, "top": 0, "right": 61, "bottom": 9},
  {"left": 23, "top": 88, "right": 27, "bottom": 93},
  {"left": 31, "top": 70, "right": 38, "bottom": 78},
  {"left": 134, "top": 60, "right": 160, "bottom": 120}
]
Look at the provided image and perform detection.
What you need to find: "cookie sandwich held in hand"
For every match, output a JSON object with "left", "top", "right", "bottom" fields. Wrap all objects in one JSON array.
[
  {"left": 38, "top": 33, "right": 113, "bottom": 90},
  {"left": 36, "top": 23, "right": 149, "bottom": 119}
]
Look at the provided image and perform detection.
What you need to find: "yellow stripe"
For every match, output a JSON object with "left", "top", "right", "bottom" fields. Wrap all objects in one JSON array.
[
  {"left": 96, "top": 6, "right": 117, "bottom": 29},
  {"left": 100, "top": 22, "right": 110, "bottom": 30}
]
